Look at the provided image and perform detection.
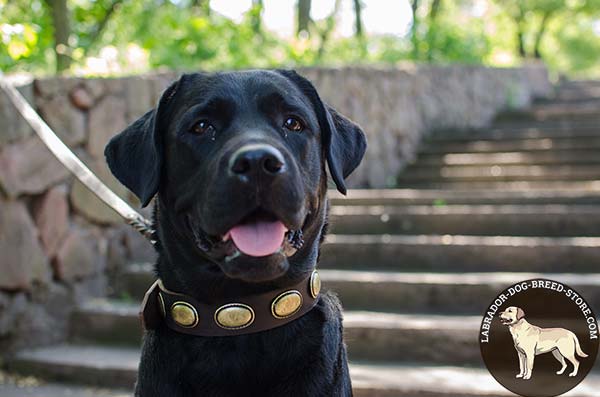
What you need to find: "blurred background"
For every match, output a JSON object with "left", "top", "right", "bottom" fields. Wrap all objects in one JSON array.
[{"left": 2, "top": 0, "right": 600, "bottom": 78}]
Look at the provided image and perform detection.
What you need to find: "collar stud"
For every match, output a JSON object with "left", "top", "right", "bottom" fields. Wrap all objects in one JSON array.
[
  {"left": 171, "top": 301, "right": 199, "bottom": 328},
  {"left": 310, "top": 270, "right": 321, "bottom": 299},
  {"left": 215, "top": 303, "right": 255, "bottom": 329},
  {"left": 272, "top": 290, "right": 303, "bottom": 319}
]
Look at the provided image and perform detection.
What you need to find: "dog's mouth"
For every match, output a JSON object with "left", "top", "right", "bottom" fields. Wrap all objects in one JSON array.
[
  {"left": 222, "top": 209, "right": 305, "bottom": 260},
  {"left": 499, "top": 316, "right": 513, "bottom": 325},
  {"left": 187, "top": 208, "right": 305, "bottom": 260}
]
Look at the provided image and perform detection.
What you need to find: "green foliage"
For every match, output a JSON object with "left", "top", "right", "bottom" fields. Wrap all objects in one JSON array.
[
  {"left": 1, "top": 0, "right": 55, "bottom": 73},
  {"left": 421, "top": 13, "right": 490, "bottom": 63},
  {"left": 545, "top": 14, "right": 600, "bottom": 77},
  {"left": 1, "top": 0, "right": 600, "bottom": 77},
  {"left": 491, "top": 0, "right": 600, "bottom": 75}
]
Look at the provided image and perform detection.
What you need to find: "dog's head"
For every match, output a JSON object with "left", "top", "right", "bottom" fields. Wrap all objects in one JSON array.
[
  {"left": 105, "top": 70, "right": 366, "bottom": 284},
  {"left": 499, "top": 306, "right": 525, "bottom": 326}
]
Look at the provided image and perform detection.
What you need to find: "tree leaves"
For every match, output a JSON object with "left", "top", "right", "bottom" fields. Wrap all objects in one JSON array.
[{"left": 1, "top": 0, "right": 599, "bottom": 77}]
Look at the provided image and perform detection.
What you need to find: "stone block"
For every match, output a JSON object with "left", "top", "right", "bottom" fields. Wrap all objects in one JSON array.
[
  {"left": 103, "top": 77, "right": 125, "bottom": 96},
  {"left": 33, "top": 78, "right": 64, "bottom": 98},
  {"left": 0, "top": 200, "right": 50, "bottom": 291},
  {"left": 53, "top": 227, "right": 102, "bottom": 282},
  {"left": 82, "top": 78, "right": 107, "bottom": 102},
  {"left": 124, "top": 77, "right": 154, "bottom": 123},
  {"left": 0, "top": 83, "right": 34, "bottom": 145},
  {"left": 0, "top": 136, "right": 70, "bottom": 197},
  {"left": 37, "top": 95, "right": 87, "bottom": 146},
  {"left": 33, "top": 186, "right": 69, "bottom": 258},
  {"left": 69, "top": 86, "right": 95, "bottom": 110},
  {"left": 0, "top": 292, "right": 27, "bottom": 337},
  {"left": 107, "top": 224, "right": 155, "bottom": 270},
  {"left": 87, "top": 95, "right": 127, "bottom": 158},
  {"left": 69, "top": 157, "right": 129, "bottom": 225}
]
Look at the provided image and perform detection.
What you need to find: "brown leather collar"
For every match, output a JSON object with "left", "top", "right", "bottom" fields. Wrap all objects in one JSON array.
[{"left": 140, "top": 270, "right": 321, "bottom": 336}]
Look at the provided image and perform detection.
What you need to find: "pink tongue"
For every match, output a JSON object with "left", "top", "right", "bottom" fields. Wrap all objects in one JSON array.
[{"left": 229, "top": 221, "right": 287, "bottom": 257}]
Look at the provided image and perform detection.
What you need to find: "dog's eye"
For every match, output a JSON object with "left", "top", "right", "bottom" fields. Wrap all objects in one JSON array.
[
  {"left": 283, "top": 117, "right": 304, "bottom": 132},
  {"left": 191, "top": 120, "right": 215, "bottom": 135}
]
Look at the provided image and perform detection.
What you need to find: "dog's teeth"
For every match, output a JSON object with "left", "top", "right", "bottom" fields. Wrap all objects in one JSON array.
[{"left": 223, "top": 232, "right": 231, "bottom": 241}]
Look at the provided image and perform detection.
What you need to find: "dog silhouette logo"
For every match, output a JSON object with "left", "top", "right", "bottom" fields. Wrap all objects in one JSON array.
[
  {"left": 499, "top": 306, "right": 588, "bottom": 380},
  {"left": 480, "top": 279, "right": 598, "bottom": 397}
]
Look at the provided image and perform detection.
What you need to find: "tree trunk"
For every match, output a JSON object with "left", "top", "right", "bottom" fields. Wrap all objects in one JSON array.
[
  {"left": 85, "top": 0, "right": 123, "bottom": 55},
  {"left": 516, "top": 24, "right": 526, "bottom": 57},
  {"left": 297, "top": 0, "right": 312, "bottom": 37},
  {"left": 252, "top": 0, "right": 264, "bottom": 34},
  {"left": 316, "top": 0, "right": 341, "bottom": 60},
  {"left": 192, "top": 0, "right": 211, "bottom": 16},
  {"left": 533, "top": 11, "right": 552, "bottom": 59},
  {"left": 426, "top": 0, "right": 441, "bottom": 61},
  {"left": 514, "top": 5, "right": 527, "bottom": 58},
  {"left": 410, "top": 0, "right": 420, "bottom": 59},
  {"left": 46, "top": 0, "right": 70, "bottom": 73},
  {"left": 353, "top": 0, "right": 363, "bottom": 38}
]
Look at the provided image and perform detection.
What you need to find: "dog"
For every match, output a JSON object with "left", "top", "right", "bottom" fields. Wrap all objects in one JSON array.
[
  {"left": 105, "top": 70, "right": 366, "bottom": 396},
  {"left": 499, "top": 306, "right": 588, "bottom": 380}
]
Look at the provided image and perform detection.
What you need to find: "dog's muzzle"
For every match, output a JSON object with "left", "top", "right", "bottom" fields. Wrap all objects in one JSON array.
[{"left": 499, "top": 315, "right": 513, "bottom": 325}]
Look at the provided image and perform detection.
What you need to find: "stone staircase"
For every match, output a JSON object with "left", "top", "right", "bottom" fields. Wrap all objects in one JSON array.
[{"left": 3, "top": 81, "right": 600, "bottom": 396}]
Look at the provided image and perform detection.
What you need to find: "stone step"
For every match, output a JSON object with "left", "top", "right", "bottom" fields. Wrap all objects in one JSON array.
[
  {"left": 119, "top": 266, "right": 600, "bottom": 314},
  {"left": 553, "top": 90, "right": 600, "bottom": 102},
  {"left": 329, "top": 205, "right": 600, "bottom": 236},
  {"left": 429, "top": 125, "right": 600, "bottom": 142},
  {"left": 396, "top": 180, "right": 600, "bottom": 190},
  {"left": 492, "top": 119, "right": 599, "bottom": 132},
  {"left": 350, "top": 363, "right": 600, "bottom": 397},
  {"left": 555, "top": 79, "right": 600, "bottom": 88},
  {"left": 552, "top": 92, "right": 600, "bottom": 103},
  {"left": 8, "top": 345, "right": 600, "bottom": 397},
  {"left": 0, "top": 380, "right": 129, "bottom": 397},
  {"left": 320, "top": 234, "right": 600, "bottom": 273},
  {"left": 322, "top": 271, "right": 600, "bottom": 314},
  {"left": 329, "top": 189, "right": 600, "bottom": 206},
  {"left": 420, "top": 137, "right": 600, "bottom": 154},
  {"left": 415, "top": 150, "right": 600, "bottom": 167},
  {"left": 530, "top": 105, "right": 600, "bottom": 120},
  {"left": 490, "top": 118, "right": 600, "bottom": 131},
  {"left": 9, "top": 345, "right": 139, "bottom": 390},
  {"left": 494, "top": 106, "right": 600, "bottom": 123},
  {"left": 70, "top": 300, "right": 479, "bottom": 364},
  {"left": 398, "top": 164, "right": 600, "bottom": 183},
  {"left": 560, "top": 80, "right": 600, "bottom": 87}
]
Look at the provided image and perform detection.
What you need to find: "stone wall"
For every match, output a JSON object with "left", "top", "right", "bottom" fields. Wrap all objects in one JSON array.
[
  {"left": 0, "top": 73, "right": 178, "bottom": 354},
  {"left": 302, "top": 62, "right": 552, "bottom": 187},
  {"left": 0, "top": 64, "right": 551, "bottom": 354}
]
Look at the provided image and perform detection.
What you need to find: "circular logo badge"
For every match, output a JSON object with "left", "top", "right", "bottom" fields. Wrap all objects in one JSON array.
[{"left": 480, "top": 279, "right": 598, "bottom": 397}]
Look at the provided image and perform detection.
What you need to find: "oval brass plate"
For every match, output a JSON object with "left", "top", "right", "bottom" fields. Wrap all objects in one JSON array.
[
  {"left": 215, "top": 304, "right": 255, "bottom": 330},
  {"left": 310, "top": 270, "right": 321, "bottom": 299},
  {"left": 171, "top": 301, "right": 199, "bottom": 328},
  {"left": 272, "top": 290, "right": 303, "bottom": 319}
]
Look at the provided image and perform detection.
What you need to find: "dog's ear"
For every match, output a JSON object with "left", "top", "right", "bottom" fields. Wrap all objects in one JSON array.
[
  {"left": 276, "top": 70, "right": 367, "bottom": 195},
  {"left": 516, "top": 307, "right": 525, "bottom": 320},
  {"left": 104, "top": 78, "right": 181, "bottom": 207},
  {"left": 322, "top": 105, "right": 367, "bottom": 195}
]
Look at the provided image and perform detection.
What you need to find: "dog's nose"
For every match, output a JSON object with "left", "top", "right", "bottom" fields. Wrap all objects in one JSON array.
[{"left": 229, "top": 144, "right": 286, "bottom": 178}]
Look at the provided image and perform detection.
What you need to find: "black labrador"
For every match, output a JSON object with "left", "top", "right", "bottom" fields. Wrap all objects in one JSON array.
[{"left": 105, "top": 70, "right": 366, "bottom": 396}]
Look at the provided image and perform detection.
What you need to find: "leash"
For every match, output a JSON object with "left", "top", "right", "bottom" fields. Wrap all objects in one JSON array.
[{"left": 0, "top": 75, "right": 156, "bottom": 244}]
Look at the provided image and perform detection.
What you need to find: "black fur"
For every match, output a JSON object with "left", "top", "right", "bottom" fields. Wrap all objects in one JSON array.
[{"left": 105, "top": 70, "right": 366, "bottom": 396}]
